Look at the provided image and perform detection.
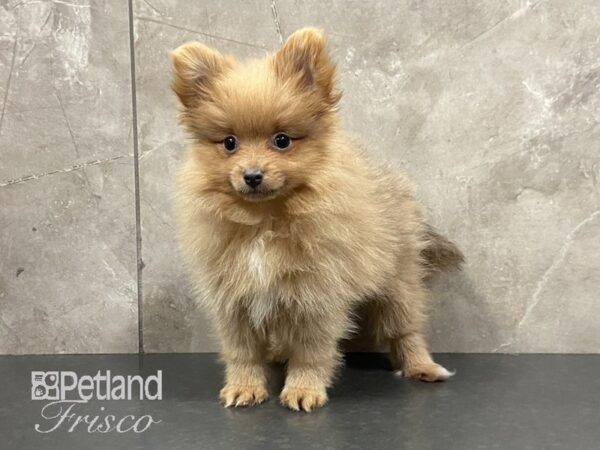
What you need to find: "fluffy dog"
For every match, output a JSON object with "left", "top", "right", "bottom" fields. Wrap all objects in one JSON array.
[{"left": 171, "top": 28, "right": 463, "bottom": 412}]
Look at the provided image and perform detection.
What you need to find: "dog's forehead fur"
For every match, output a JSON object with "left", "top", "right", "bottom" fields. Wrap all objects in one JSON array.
[{"left": 201, "top": 58, "right": 322, "bottom": 138}]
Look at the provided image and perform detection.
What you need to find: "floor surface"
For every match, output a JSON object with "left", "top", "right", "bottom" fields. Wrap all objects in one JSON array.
[{"left": 1, "top": 353, "right": 598, "bottom": 449}]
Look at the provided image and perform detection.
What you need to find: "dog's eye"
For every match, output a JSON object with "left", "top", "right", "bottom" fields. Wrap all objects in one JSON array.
[
  {"left": 223, "top": 136, "right": 238, "bottom": 153},
  {"left": 272, "top": 133, "right": 291, "bottom": 150}
]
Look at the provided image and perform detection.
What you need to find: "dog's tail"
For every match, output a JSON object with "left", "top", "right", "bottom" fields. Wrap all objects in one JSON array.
[{"left": 421, "top": 224, "right": 464, "bottom": 276}]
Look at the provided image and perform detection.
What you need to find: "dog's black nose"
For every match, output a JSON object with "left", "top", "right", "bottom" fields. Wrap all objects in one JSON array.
[{"left": 243, "top": 170, "right": 263, "bottom": 188}]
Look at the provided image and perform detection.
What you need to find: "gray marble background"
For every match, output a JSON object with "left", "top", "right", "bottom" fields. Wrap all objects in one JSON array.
[{"left": 1, "top": 0, "right": 598, "bottom": 354}]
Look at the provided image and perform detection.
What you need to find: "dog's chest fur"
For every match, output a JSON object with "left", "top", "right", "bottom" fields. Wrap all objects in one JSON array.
[
  {"left": 240, "top": 231, "right": 285, "bottom": 328},
  {"left": 247, "top": 236, "right": 267, "bottom": 285}
]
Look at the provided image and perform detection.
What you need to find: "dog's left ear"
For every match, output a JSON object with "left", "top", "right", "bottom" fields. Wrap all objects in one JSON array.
[{"left": 273, "top": 28, "right": 340, "bottom": 107}]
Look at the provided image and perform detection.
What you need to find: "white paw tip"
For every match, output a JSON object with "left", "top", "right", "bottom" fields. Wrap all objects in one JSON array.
[
  {"left": 394, "top": 366, "right": 456, "bottom": 379},
  {"left": 439, "top": 367, "right": 456, "bottom": 378}
]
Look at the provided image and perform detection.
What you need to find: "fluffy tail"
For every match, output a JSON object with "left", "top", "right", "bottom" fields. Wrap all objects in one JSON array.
[{"left": 421, "top": 224, "right": 464, "bottom": 276}]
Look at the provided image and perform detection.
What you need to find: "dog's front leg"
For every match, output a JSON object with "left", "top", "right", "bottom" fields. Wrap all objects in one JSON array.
[
  {"left": 217, "top": 314, "right": 268, "bottom": 408},
  {"left": 279, "top": 312, "right": 348, "bottom": 412}
]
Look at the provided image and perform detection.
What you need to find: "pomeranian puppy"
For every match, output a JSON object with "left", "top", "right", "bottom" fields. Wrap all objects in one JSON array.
[{"left": 171, "top": 28, "right": 463, "bottom": 412}]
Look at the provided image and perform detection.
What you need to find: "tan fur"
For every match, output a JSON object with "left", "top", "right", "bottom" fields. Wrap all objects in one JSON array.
[
  {"left": 172, "top": 28, "right": 462, "bottom": 412},
  {"left": 422, "top": 224, "right": 465, "bottom": 278}
]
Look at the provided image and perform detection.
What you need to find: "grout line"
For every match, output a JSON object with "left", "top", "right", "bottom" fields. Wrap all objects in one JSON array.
[
  {"left": 270, "top": 0, "right": 284, "bottom": 44},
  {"left": 0, "top": 155, "right": 132, "bottom": 187},
  {"left": 128, "top": 0, "right": 144, "bottom": 355}
]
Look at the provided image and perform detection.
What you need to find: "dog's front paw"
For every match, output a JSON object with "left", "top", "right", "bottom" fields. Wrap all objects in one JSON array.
[
  {"left": 280, "top": 386, "right": 327, "bottom": 412},
  {"left": 220, "top": 384, "right": 269, "bottom": 407},
  {"left": 399, "top": 363, "right": 455, "bottom": 382}
]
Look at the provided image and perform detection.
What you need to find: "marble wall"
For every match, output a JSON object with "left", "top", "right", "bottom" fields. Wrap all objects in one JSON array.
[{"left": 1, "top": 0, "right": 598, "bottom": 354}]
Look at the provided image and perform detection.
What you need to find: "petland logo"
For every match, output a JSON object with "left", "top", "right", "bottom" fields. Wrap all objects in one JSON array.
[{"left": 31, "top": 370, "right": 162, "bottom": 433}]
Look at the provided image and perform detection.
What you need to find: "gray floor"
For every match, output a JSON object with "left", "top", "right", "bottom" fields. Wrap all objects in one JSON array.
[{"left": 1, "top": 353, "right": 598, "bottom": 449}]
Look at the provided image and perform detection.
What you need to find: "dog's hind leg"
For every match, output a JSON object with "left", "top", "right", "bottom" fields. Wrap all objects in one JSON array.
[{"left": 372, "top": 276, "right": 453, "bottom": 382}]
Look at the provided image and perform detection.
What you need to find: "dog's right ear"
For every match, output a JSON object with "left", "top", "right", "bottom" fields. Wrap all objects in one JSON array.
[{"left": 171, "top": 42, "right": 232, "bottom": 108}]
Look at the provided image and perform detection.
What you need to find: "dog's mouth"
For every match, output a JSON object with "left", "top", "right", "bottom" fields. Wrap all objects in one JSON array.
[{"left": 238, "top": 188, "right": 279, "bottom": 202}]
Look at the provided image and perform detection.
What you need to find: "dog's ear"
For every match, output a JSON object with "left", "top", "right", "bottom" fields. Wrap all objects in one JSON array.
[
  {"left": 171, "top": 42, "right": 232, "bottom": 108},
  {"left": 273, "top": 28, "right": 340, "bottom": 107}
]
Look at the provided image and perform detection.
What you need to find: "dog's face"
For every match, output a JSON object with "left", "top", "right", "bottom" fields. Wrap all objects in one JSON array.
[{"left": 172, "top": 28, "right": 340, "bottom": 204}]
